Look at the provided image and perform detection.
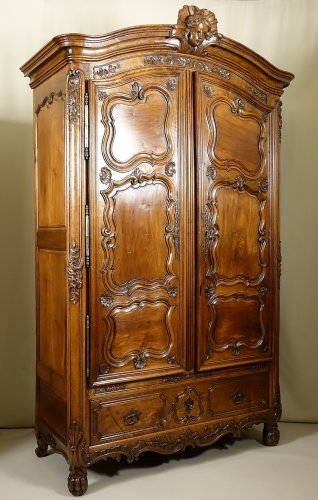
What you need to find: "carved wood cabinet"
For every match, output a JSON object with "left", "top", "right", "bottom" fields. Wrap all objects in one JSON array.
[{"left": 21, "top": 5, "right": 293, "bottom": 496}]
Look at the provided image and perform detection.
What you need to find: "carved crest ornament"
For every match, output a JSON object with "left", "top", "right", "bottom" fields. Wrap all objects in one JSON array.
[{"left": 171, "top": 5, "right": 220, "bottom": 55}]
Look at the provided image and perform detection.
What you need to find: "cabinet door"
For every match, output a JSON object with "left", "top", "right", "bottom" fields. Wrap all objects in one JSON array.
[
  {"left": 89, "top": 70, "right": 192, "bottom": 385},
  {"left": 195, "top": 73, "right": 273, "bottom": 369}
]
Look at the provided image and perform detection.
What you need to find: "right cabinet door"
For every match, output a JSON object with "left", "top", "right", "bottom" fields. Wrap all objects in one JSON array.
[{"left": 195, "top": 72, "right": 274, "bottom": 370}]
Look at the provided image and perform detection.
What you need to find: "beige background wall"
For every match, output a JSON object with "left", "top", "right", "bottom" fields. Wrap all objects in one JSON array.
[{"left": 0, "top": 0, "right": 317, "bottom": 427}]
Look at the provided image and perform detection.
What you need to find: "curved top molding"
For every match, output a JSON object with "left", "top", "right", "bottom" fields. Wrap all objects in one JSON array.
[{"left": 20, "top": 5, "right": 294, "bottom": 90}]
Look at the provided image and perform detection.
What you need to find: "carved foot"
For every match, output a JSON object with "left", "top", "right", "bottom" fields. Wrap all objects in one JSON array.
[
  {"left": 35, "top": 431, "right": 49, "bottom": 457},
  {"left": 68, "top": 467, "right": 88, "bottom": 496},
  {"left": 263, "top": 422, "right": 280, "bottom": 446}
]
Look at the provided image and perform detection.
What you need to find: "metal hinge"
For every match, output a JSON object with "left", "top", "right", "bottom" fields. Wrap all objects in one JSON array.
[
  {"left": 85, "top": 315, "right": 90, "bottom": 379},
  {"left": 85, "top": 205, "right": 90, "bottom": 268},
  {"left": 84, "top": 92, "right": 89, "bottom": 160}
]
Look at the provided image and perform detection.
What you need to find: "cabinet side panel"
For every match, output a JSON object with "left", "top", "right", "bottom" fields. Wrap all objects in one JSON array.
[
  {"left": 36, "top": 94, "right": 65, "bottom": 227},
  {"left": 34, "top": 79, "right": 67, "bottom": 442}
]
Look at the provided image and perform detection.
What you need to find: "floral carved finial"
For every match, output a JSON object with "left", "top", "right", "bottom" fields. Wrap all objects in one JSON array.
[{"left": 172, "top": 5, "right": 219, "bottom": 55}]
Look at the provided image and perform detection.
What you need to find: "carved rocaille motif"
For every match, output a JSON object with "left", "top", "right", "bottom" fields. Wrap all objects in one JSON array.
[
  {"left": 259, "top": 178, "right": 269, "bottom": 192},
  {"left": 206, "top": 165, "right": 217, "bottom": 180},
  {"left": 144, "top": 54, "right": 230, "bottom": 80},
  {"left": 67, "top": 70, "right": 81, "bottom": 123},
  {"left": 35, "top": 90, "right": 65, "bottom": 115},
  {"left": 168, "top": 286, "right": 178, "bottom": 297},
  {"left": 166, "top": 79, "right": 177, "bottom": 91},
  {"left": 99, "top": 294, "right": 114, "bottom": 307},
  {"left": 171, "top": 5, "right": 219, "bottom": 55},
  {"left": 248, "top": 85, "right": 267, "bottom": 103},
  {"left": 134, "top": 352, "right": 148, "bottom": 369},
  {"left": 98, "top": 89, "right": 108, "bottom": 102},
  {"left": 232, "top": 176, "right": 245, "bottom": 191},
  {"left": 167, "top": 354, "right": 177, "bottom": 364},
  {"left": 93, "top": 62, "right": 120, "bottom": 79},
  {"left": 165, "top": 161, "right": 176, "bottom": 177},
  {"left": 99, "top": 166, "right": 112, "bottom": 185},
  {"left": 131, "top": 81, "right": 145, "bottom": 100},
  {"left": 203, "top": 85, "right": 214, "bottom": 99},
  {"left": 68, "top": 241, "right": 83, "bottom": 304}
]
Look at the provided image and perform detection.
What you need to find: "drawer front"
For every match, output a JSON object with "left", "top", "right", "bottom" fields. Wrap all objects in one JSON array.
[
  {"left": 91, "top": 392, "right": 167, "bottom": 445},
  {"left": 208, "top": 372, "right": 268, "bottom": 417},
  {"left": 90, "top": 370, "right": 270, "bottom": 444}
]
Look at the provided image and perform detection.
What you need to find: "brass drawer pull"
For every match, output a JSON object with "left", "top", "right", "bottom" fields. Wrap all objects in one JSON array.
[
  {"left": 123, "top": 409, "right": 140, "bottom": 426},
  {"left": 231, "top": 391, "right": 246, "bottom": 405}
]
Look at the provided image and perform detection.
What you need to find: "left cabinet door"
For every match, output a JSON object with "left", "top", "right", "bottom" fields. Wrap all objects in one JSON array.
[{"left": 88, "top": 69, "right": 190, "bottom": 386}]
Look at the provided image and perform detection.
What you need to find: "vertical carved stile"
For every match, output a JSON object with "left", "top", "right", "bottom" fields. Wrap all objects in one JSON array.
[
  {"left": 67, "top": 70, "right": 81, "bottom": 123},
  {"left": 68, "top": 241, "right": 83, "bottom": 304}
]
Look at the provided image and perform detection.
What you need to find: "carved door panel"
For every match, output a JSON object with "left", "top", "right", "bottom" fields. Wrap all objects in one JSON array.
[
  {"left": 89, "top": 70, "right": 190, "bottom": 385},
  {"left": 195, "top": 73, "right": 272, "bottom": 369}
]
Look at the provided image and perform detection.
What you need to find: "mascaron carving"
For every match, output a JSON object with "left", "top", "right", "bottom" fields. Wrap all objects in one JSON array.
[
  {"left": 171, "top": 5, "right": 219, "bottom": 55},
  {"left": 68, "top": 241, "right": 83, "bottom": 304}
]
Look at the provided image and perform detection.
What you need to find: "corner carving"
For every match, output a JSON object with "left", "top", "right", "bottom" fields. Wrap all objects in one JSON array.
[
  {"left": 68, "top": 241, "right": 83, "bottom": 304},
  {"left": 68, "top": 420, "right": 89, "bottom": 467},
  {"left": 171, "top": 5, "right": 220, "bottom": 55}
]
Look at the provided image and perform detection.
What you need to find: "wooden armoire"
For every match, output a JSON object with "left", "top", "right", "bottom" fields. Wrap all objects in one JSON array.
[{"left": 21, "top": 5, "right": 293, "bottom": 496}]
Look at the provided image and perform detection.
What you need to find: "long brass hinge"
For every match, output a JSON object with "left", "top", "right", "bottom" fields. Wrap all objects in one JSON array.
[
  {"left": 84, "top": 92, "right": 89, "bottom": 160},
  {"left": 85, "top": 314, "right": 90, "bottom": 379},
  {"left": 85, "top": 205, "right": 90, "bottom": 268}
]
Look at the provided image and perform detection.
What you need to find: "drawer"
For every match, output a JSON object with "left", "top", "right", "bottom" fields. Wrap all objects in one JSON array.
[
  {"left": 91, "top": 392, "right": 167, "bottom": 444},
  {"left": 208, "top": 372, "right": 269, "bottom": 417}
]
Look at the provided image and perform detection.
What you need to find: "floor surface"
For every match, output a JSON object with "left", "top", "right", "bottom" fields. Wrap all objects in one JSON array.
[{"left": 0, "top": 423, "right": 317, "bottom": 499}]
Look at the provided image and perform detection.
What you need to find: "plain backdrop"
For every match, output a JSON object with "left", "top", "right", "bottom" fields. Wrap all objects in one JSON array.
[{"left": 0, "top": 0, "right": 317, "bottom": 427}]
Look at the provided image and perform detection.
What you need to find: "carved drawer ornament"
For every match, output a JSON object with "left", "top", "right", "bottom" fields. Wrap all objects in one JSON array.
[
  {"left": 68, "top": 241, "right": 83, "bottom": 304},
  {"left": 172, "top": 386, "right": 204, "bottom": 424},
  {"left": 171, "top": 5, "right": 220, "bottom": 55}
]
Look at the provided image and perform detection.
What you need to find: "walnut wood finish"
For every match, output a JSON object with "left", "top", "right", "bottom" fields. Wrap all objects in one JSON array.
[{"left": 21, "top": 5, "right": 293, "bottom": 496}]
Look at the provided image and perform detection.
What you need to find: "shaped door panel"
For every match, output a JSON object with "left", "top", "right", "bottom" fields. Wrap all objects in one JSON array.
[
  {"left": 89, "top": 70, "right": 191, "bottom": 385},
  {"left": 195, "top": 73, "right": 273, "bottom": 368}
]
